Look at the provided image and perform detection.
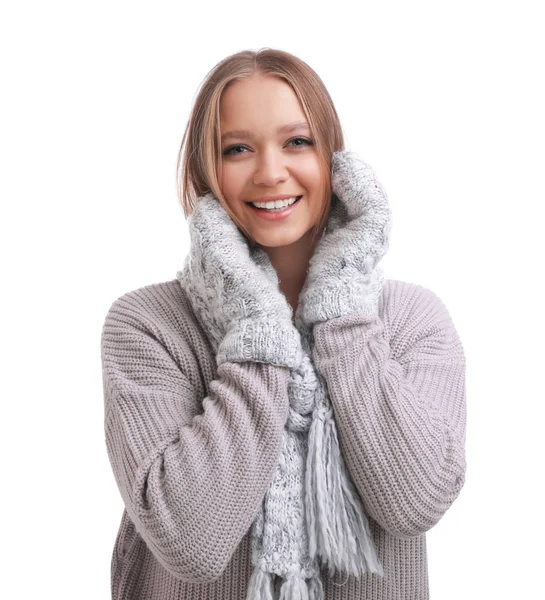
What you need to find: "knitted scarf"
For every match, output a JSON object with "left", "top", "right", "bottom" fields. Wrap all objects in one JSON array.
[{"left": 176, "top": 190, "right": 384, "bottom": 600}]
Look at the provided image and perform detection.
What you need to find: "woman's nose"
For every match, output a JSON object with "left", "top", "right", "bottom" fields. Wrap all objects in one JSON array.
[{"left": 252, "top": 150, "right": 289, "bottom": 187}]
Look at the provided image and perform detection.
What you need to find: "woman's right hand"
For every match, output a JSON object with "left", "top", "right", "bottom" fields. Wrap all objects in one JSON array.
[{"left": 177, "top": 192, "right": 303, "bottom": 369}]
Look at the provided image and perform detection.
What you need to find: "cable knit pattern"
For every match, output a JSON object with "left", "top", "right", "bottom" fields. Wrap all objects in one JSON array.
[
  {"left": 297, "top": 151, "right": 392, "bottom": 326},
  {"left": 101, "top": 276, "right": 466, "bottom": 599}
]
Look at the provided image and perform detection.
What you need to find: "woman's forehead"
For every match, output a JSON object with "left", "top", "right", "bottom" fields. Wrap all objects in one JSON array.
[{"left": 220, "top": 76, "right": 307, "bottom": 133}]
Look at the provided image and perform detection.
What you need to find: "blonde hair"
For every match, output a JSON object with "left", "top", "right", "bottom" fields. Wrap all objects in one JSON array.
[{"left": 176, "top": 47, "right": 345, "bottom": 247}]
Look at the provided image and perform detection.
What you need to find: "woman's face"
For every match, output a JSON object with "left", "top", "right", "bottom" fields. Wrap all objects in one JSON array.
[{"left": 219, "top": 73, "right": 328, "bottom": 248}]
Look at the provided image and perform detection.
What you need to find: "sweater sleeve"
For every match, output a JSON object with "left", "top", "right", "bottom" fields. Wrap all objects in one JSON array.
[
  {"left": 310, "top": 281, "right": 467, "bottom": 540},
  {"left": 101, "top": 291, "right": 290, "bottom": 583}
]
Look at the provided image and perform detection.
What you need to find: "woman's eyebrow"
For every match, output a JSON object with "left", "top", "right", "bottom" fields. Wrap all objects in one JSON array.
[{"left": 221, "top": 121, "right": 310, "bottom": 142}]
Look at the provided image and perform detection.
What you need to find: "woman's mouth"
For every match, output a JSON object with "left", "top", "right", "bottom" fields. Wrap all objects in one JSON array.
[{"left": 248, "top": 196, "right": 302, "bottom": 221}]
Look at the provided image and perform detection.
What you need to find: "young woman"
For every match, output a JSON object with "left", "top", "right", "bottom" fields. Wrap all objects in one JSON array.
[{"left": 101, "top": 48, "right": 467, "bottom": 600}]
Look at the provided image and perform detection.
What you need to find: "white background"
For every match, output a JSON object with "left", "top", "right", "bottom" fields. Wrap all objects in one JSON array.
[{"left": 2, "top": 0, "right": 543, "bottom": 597}]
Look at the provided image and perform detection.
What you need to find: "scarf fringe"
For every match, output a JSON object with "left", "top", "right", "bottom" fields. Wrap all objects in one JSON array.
[
  {"left": 278, "top": 570, "right": 324, "bottom": 600},
  {"left": 247, "top": 567, "right": 324, "bottom": 600},
  {"left": 247, "top": 567, "right": 275, "bottom": 600},
  {"left": 305, "top": 403, "right": 385, "bottom": 579}
]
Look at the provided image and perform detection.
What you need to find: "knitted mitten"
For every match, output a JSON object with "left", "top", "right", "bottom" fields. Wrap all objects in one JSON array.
[
  {"left": 177, "top": 192, "right": 303, "bottom": 368},
  {"left": 297, "top": 151, "right": 393, "bottom": 327}
]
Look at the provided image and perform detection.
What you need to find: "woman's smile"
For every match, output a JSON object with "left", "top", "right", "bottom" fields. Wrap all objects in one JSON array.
[{"left": 247, "top": 195, "right": 303, "bottom": 220}]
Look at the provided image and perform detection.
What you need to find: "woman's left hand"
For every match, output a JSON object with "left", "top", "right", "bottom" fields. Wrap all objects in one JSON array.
[{"left": 296, "top": 150, "right": 393, "bottom": 327}]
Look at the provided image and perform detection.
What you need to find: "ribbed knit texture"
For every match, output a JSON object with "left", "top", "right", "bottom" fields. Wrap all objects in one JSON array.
[{"left": 101, "top": 276, "right": 466, "bottom": 599}]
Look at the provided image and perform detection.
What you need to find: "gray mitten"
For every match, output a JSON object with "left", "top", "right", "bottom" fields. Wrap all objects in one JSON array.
[
  {"left": 296, "top": 150, "right": 393, "bottom": 327},
  {"left": 177, "top": 192, "right": 303, "bottom": 368}
]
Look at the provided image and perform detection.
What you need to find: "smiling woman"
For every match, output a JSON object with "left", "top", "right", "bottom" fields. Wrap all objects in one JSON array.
[{"left": 102, "top": 46, "right": 467, "bottom": 600}]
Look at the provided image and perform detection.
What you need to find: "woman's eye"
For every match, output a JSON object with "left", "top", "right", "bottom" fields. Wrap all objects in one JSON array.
[
  {"left": 222, "top": 137, "right": 314, "bottom": 156},
  {"left": 288, "top": 137, "right": 314, "bottom": 148},
  {"left": 222, "top": 145, "right": 247, "bottom": 156}
]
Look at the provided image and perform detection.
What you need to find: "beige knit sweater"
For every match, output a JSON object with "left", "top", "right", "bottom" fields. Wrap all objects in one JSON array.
[{"left": 101, "top": 277, "right": 467, "bottom": 599}]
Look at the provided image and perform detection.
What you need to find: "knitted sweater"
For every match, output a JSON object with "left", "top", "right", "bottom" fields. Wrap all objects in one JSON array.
[{"left": 101, "top": 276, "right": 467, "bottom": 600}]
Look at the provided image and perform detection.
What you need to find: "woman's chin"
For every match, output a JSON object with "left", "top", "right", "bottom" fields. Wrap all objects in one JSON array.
[{"left": 251, "top": 227, "right": 315, "bottom": 250}]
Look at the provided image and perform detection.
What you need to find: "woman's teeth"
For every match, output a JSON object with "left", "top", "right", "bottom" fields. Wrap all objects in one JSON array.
[{"left": 250, "top": 196, "right": 299, "bottom": 211}]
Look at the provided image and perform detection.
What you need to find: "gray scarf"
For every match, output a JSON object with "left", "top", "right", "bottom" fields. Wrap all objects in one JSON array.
[{"left": 177, "top": 175, "right": 384, "bottom": 600}]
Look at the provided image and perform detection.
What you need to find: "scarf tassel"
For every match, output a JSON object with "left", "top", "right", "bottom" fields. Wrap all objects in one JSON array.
[
  {"left": 247, "top": 567, "right": 275, "bottom": 600},
  {"left": 247, "top": 567, "right": 325, "bottom": 600},
  {"left": 305, "top": 403, "right": 385, "bottom": 579},
  {"left": 278, "top": 569, "right": 324, "bottom": 600}
]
